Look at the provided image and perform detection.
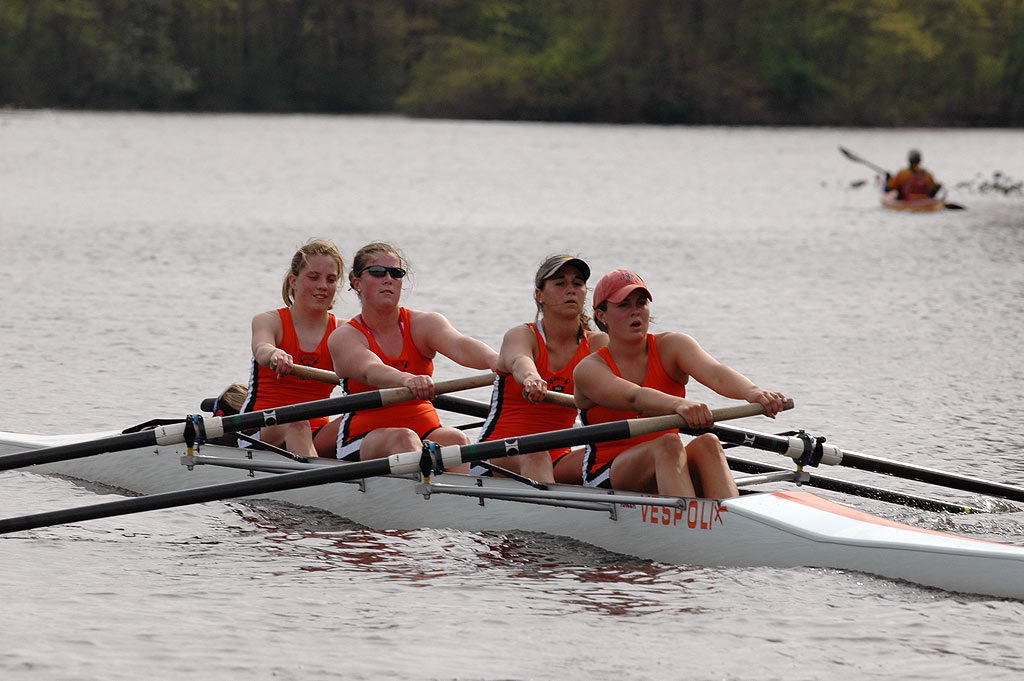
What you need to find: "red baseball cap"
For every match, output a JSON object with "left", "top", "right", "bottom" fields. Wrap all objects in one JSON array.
[{"left": 593, "top": 269, "right": 652, "bottom": 307}]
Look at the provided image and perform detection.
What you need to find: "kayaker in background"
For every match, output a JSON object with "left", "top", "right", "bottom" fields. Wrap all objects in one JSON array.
[
  {"left": 240, "top": 238, "right": 345, "bottom": 458},
  {"left": 573, "top": 269, "right": 787, "bottom": 498},
  {"left": 328, "top": 242, "right": 498, "bottom": 465},
  {"left": 471, "top": 255, "right": 608, "bottom": 484},
  {"left": 885, "top": 149, "right": 942, "bottom": 199}
]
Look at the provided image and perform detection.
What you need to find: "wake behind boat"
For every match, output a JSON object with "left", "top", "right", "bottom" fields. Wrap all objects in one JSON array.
[{"left": 2, "top": 395, "right": 1024, "bottom": 600}]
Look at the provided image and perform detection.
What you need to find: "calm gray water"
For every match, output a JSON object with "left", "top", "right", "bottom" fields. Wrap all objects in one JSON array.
[{"left": 2, "top": 111, "right": 1024, "bottom": 680}]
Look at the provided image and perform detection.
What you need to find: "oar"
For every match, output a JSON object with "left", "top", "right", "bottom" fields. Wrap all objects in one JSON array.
[
  {"left": 0, "top": 373, "right": 495, "bottom": 472},
  {"left": 437, "top": 393, "right": 792, "bottom": 422},
  {"left": 838, "top": 145, "right": 890, "bottom": 176},
  {"left": 293, "top": 364, "right": 576, "bottom": 408},
  {"left": 287, "top": 364, "right": 342, "bottom": 383},
  {"left": 433, "top": 394, "right": 489, "bottom": 419},
  {"left": 710, "top": 423, "right": 1024, "bottom": 504},
  {"left": 0, "top": 400, "right": 784, "bottom": 535},
  {"left": 727, "top": 455, "right": 985, "bottom": 514}
]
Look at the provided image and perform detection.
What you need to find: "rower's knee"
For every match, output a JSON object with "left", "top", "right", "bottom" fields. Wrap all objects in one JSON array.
[
  {"left": 385, "top": 428, "right": 421, "bottom": 452},
  {"left": 657, "top": 433, "right": 685, "bottom": 450},
  {"left": 653, "top": 433, "right": 687, "bottom": 465},
  {"left": 427, "top": 427, "right": 471, "bottom": 447},
  {"left": 686, "top": 433, "right": 724, "bottom": 462}
]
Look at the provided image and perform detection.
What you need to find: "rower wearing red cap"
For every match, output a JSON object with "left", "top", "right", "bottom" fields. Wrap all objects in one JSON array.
[{"left": 572, "top": 269, "right": 787, "bottom": 497}]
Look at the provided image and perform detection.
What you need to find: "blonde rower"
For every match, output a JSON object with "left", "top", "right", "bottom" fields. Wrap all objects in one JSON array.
[{"left": 241, "top": 239, "right": 345, "bottom": 458}]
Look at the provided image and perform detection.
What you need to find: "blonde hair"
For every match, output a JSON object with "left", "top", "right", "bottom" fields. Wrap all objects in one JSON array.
[
  {"left": 282, "top": 239, "right": 345, "bottom": 307},
  {"left": 218, "top": 383, "right": 249, "bottom": 412}
]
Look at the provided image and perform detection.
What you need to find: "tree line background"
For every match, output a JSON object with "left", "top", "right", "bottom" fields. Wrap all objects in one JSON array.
[{"left": 1, "top": 0, "right": 1022, "bottom": 125}]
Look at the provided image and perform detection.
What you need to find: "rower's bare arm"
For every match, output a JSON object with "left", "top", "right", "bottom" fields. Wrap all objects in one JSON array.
[
  {"left": 666, "top": 333, "right": 786, "bottom": 417},
  {"left": 417, "top": 311, "right": 498, "bottom": 370},
  {"left": 497, "top": 325, "right": 537, "bottom": 373},
  {"left": 707, "top": 363, "right": 785, "bottom": 409},
  {"left": 328, "top": 326, "right": 413, "bottom": 389},
  {"left": 500, "top": 325, "right": 546, "bottom": 402},
  {"left": 574, "top": 353, "right": 678, "bottom": 415},
  {"left": 251, "top": 310, "right": 288, "bottom": 376},
  {"left": 571, "top": 334, "right": 711, "bottom": 428}
]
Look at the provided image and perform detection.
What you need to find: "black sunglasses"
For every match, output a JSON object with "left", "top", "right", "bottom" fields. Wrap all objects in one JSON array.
[{"left": 359, "top": 265, "right": 406, "bottom": 279}]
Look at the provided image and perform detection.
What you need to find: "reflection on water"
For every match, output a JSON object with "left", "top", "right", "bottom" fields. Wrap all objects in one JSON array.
[{"left": 227, "top": 501, "right": 721, "bottom": 616}]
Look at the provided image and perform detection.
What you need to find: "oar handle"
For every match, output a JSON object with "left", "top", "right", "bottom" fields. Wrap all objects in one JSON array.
[
  {"left": 288, "top": 364, "right": 340, "bottom": 385},
  {"left": 287, "top": 366, "right": 495, "bottom": 404},
  {"left": 542, "top": 391, "right": 576, "bottom": 408},
  {"left": 538, "top": 394, "right": 796, "bottom": 416},
  {"left": 713, "top": 398, "right": 794, "bottom": 421},
  {"left": 531, "top": 393, "right": 795, "bottom": 416},
  {"left": 286, "top": 369, "right": 789, "bottom": 417},
  {"left": 628, "top": 398, "right": 795, "bottom": 437},
  {"left": 288, "top": 366, "right": 574, "bottom": 409}
]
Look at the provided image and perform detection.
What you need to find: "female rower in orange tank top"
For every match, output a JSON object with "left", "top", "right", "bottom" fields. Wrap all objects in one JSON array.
[
  {"left": 327, "top": 243, "right": 498, "bottom": 464},
  {"left": 573, "top": 270, "right": 787, "bottom": 498},
  {"left": 242, "top": 238, "right": 345, "bottom": 458},
  {"left": 474, "top": 255, "right": 607, "bottom": 483}
]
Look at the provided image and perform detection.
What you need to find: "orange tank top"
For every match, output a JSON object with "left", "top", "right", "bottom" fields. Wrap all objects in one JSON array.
[
  {"left": 338, "top": 307, "right": 441, "bottom": 441},
  {"left": 580, "top": 334, "right": 685, "bottom": 485},
  {"left": 478, "top": 323, "right": 591, "bottom": 460},
  {"left": 244, "top": 308, "right": 338, "bottom": 431}
]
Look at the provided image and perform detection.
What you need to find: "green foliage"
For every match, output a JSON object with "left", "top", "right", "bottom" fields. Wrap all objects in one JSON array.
[{"left": 0, "top": 0, "right": 1021, "bottom": 124}]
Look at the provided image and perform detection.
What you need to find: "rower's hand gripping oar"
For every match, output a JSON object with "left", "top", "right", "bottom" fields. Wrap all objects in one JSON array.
[
  {"left": 0, "top": 400, "right": 787, "bottom": 535},
  {"left": 0, "top": 372, "right": 496, "bottom": 472}
]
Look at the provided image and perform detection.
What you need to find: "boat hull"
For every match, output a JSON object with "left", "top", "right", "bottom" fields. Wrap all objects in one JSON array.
[
  {"left": 2, "top": 432, "right": 1024, "bottom": 599},
  {"left": 881, "top": 191, "right": 946, "bottom": 211}
]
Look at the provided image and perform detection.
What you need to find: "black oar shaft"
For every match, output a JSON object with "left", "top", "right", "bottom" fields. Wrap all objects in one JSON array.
[
  {"left": 433, "top": 394, "right": 489, "bottom": 419},
  {"left": 0, "top": 374, "right": 494, "bottom": 473},
  {"left": 713, "top": 424, "right": 1024, "bottom": 505},
  {"left": 0, "top": 395, "right": 393, "bottom": 471},
  {"left": 222, "top": 391, "right": 388, "bottom": 434},
  {"left": 711, "top": 423, "right": 803, "bottom": 457},
  {"left": 452, "top": 420, "right": 637, "bottom": 464},
  {"left": 0, "top": 401, "right": 785, "bottom": 533},
  {"left": 0, "top": 458, "right": 393, "bottom": 535},
  {"left": 0, "top": 430, "right": 160, "bottom": 472},
  {"left": 448, "top": 401, "right": 792, "bottom": 464},
  {"left": 837, "top": 450, "right": 1024, "bottom": 504},
  {"left": 0, "top": 416, "right": 642, "bottom": 535},
  {"left": 727, "top": 456, "right": 980, "bottom": 514},
  {"left": 0, "top": 391, "right": 387, "bottom": 473}
]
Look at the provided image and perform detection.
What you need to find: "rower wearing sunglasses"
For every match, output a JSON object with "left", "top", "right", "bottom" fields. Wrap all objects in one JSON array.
[{"left": 328, "top": 242, "right": 498, "bottom": 465}]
